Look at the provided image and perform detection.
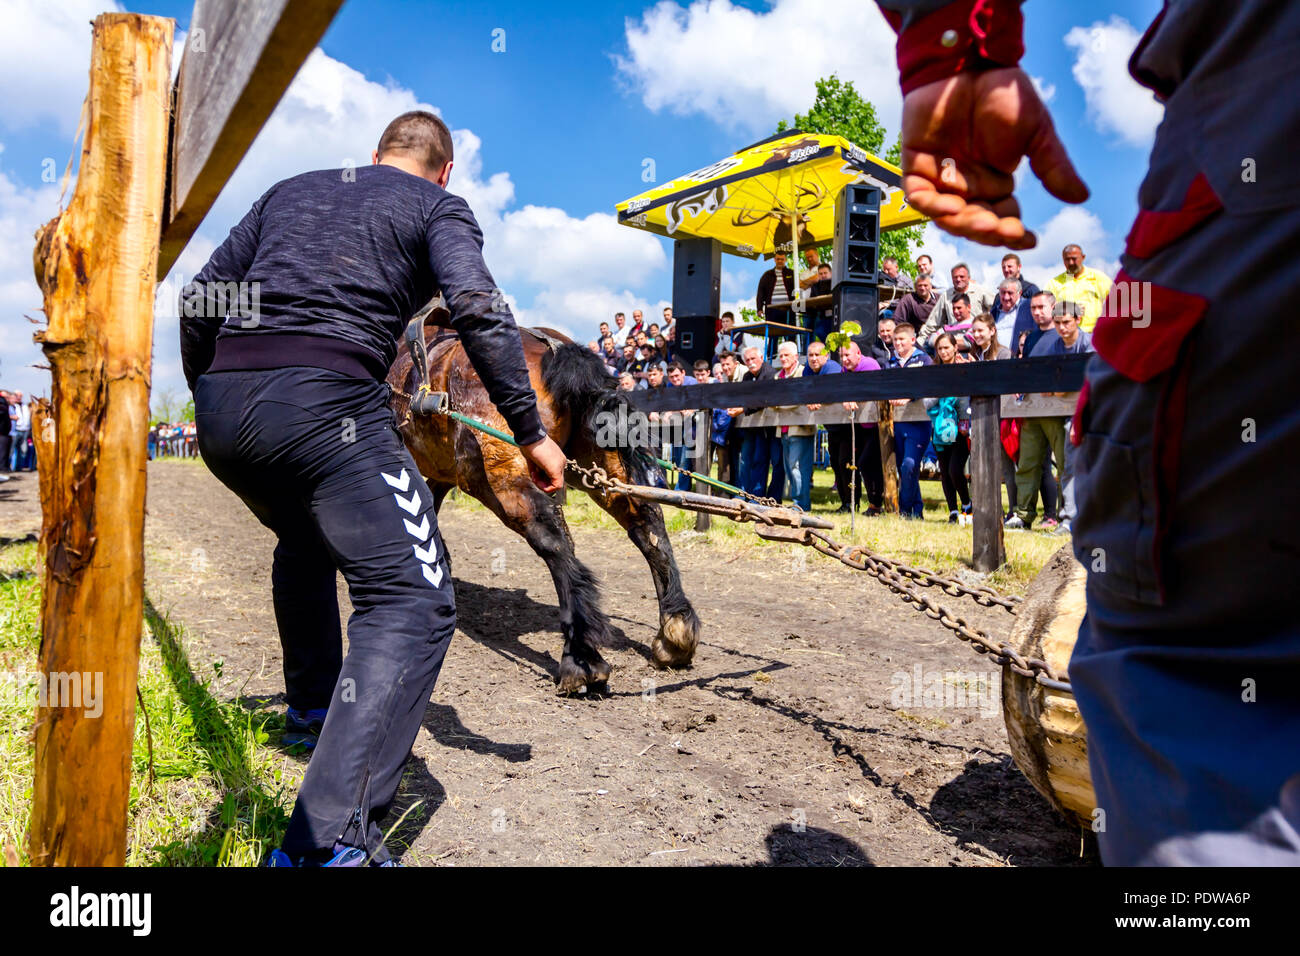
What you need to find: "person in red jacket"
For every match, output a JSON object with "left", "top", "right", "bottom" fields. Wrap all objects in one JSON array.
[{"left": 877, "top": 0, "right": 1300, "bottom": 865}]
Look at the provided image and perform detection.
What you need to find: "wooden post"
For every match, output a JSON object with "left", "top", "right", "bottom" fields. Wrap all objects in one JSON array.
[
  {"left": 877, "top": 401, "right": 899, "bottom": 513},
  {"left": 694, "top": 421, "right": 712, "bottom": 532},
  {"left": 28, "top": 13, "right": 173, "bottom": 866},
  {"left": 969, "top": 395, "right": 1005, "bottom": 572}
]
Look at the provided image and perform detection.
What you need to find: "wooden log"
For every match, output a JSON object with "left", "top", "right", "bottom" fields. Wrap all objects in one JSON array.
[
  {"left": 969, "top": 395, "right": 1004, "bottom": 572},
  {"left": 28, "top": 13, "right": 173, "bottom": 867},
  {"left": 623, "top": 483, "right": 833, "bottom": 529},
  {"left": 159, "top": 0, "right": 346, "bottom": 276},
  {"left": 877, "top": 401, "right": 898, "bottom": 514},
  {"left": 1002, "top": 545, "right": 1094, "bottom": 828}
]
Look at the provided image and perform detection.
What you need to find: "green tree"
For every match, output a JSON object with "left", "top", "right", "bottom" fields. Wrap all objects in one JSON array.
[
  {"left": 151, "top": 386, "right": 186, "bottom": 425},
  {"left": 778, "top": 75, "right": 923, "bottom": 274}
]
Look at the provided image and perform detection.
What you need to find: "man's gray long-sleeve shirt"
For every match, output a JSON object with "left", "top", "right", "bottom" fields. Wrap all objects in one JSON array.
[{"left": 179, "top": 163, "right": 545, "bottom": 447}]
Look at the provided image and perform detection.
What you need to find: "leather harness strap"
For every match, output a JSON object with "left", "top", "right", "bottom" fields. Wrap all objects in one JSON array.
[{"left": 399, "top": 309, "right": 557, "bottom": 420}]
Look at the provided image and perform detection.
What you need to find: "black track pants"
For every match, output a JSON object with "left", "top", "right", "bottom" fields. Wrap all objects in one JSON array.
[{"left": 195, "top": 367, "right": 455, "bottom": 862}]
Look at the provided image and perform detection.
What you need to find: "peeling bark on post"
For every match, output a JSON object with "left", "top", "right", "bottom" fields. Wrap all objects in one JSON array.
[{"left": 28, "top": 13, "right": 173, "bottom": 867}]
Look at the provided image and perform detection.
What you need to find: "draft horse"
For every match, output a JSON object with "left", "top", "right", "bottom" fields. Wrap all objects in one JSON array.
[{"left": 388, "top": 324, "right": 701, "bottom": 693}]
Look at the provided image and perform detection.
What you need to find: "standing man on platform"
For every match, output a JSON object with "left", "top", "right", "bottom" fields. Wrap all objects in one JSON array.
[{"left": 756, "top": 251, "right": 796, "bottom": 346}]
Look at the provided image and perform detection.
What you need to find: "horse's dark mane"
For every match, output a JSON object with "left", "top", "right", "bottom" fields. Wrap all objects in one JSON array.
[{"left": 540, "top": 344, "right": 657, "bottom": 484}]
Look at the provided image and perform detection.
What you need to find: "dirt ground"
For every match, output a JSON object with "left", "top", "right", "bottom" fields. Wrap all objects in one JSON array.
[{"left": 5, "top": 461, "right": 1095, "bottom": 866}]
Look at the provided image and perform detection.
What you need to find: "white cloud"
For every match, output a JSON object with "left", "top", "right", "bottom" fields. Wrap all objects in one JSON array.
[
  {"left": 0, "top": 169, "right": 61, "bottom": 397},
  {"left": 489, "top": 205, "right": 666, "bottom": 290},
  {"left": 1030, "top": 75, "right": 1056, "bottom": 104},
  {"left": 0, "top": 1, "right": 121, "bottom": 135},
  {"left": 196, "top": 49, "right": 436, "bottom": 231},
  {"left": 615, "top": 0, "right": 900, "bottom": 136},
  {"left": 1064, "top": 17, "right": 1164, "bottom": 149},
  {"left": 525, "top": 288, "right": 672, "bottom": 343}
]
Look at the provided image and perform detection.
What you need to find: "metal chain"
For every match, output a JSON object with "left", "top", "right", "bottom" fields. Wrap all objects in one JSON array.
[
  {"left": 864, "top": 551, "right": 1022, "bottom": 611},
  {"left": 567, "top": 458, "right": 1053, "bottom": 688},
  {"left": 765, "top": 525, "right": 1068, "bottom": 691},
  {"left": 394, "top": 389, "right": 1049, "bottom": 685},
  {"left": 566, "top": 457, "right": 789, "bottom": 525}
]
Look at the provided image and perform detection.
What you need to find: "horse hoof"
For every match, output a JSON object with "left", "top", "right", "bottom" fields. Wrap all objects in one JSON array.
[
  {"left": 651, "top": 612, "right": 699, "bottom": 669},
  {"left": 557, "top": 654, "right": 611, "bottom": 694}
]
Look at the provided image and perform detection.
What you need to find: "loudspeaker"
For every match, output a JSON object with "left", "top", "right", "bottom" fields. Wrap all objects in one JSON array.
[
  {"left": 672, "top": 238, "right": 722, "bottom": 319},
  {"left": 833, "top": 284, "right": 879, "bottom": 340},
  {"left": 673, "top": 315, "right": 716, "bottom": 365},
  {"left": 831, "top": 185, "right": 880, "bottom": 285}
]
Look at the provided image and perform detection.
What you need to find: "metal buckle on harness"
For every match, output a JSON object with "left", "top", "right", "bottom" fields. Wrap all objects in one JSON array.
[
  {"left": 410, "top": 385, "right": 448, "bottom": 416},
  {"left": 404, "top": 311, "right": 449, "bottom": 417}
]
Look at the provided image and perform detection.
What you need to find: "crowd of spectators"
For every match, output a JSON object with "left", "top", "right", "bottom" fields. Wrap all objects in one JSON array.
[
  {"left": 149, "top": 421, "right": 199, "bottom": 459},
  {"left": 590, "top": 243, "right": 1105, "bottom": 530},
  {"left": 0, "top": 390, "right": 37, "bottom": 477},
  {"left": 0, "top": 386, "right": 204, "bottom": 475}
]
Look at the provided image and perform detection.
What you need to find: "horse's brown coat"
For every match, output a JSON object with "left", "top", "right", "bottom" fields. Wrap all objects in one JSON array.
[{"left": 387, "top": 325, "right": 700, "bottom": 692}]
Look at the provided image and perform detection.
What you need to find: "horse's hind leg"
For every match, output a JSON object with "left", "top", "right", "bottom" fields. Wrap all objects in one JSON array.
[
  {"left": 430, "top": 481, "right": 455, "bottom": 513},
  {"left": 481, "top": 478, "right": 613, "bottom": 694},
  {"left": 588, "top": 485, "right": 701, "bottom": 669}
]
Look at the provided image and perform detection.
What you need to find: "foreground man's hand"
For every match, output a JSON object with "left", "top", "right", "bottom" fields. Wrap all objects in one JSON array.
[
  {"left": 521, "top": 435, "right": 566, "bottom": 493},
  {"left": 900, "top": 67, "right": 1089, "bottom": 249}
]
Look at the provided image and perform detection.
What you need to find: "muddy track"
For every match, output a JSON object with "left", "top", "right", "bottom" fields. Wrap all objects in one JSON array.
[{"left": 5, "top": 461, "right": 1095, "bottom": 866}]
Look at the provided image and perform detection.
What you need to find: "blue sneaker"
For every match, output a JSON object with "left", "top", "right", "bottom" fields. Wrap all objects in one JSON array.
[
  {"left": 265, "top": 843, "right": 399, "bottom": 867},
  {"left": 282, "top": 706, "right": 328, "bottom": 750}
]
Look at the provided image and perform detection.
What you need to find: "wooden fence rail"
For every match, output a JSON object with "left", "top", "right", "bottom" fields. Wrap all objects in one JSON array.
[
  {"left": 625, "top": 354, "right": 1090, "bottom": 413},
  {"left": 627, "top": 355, "right": 1090, "bottom": 572}
]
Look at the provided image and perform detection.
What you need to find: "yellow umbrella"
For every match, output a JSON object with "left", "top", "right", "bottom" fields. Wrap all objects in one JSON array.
[{"left": 615, "top": 130, "right": 927, "bottom": 259}]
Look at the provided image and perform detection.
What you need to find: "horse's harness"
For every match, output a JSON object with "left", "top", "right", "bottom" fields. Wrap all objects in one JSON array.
[{"left": 392, "top": 297, "right": 562, "bottom": 427}]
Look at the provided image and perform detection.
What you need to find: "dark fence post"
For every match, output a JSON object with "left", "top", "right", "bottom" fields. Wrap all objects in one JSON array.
[
  {"left": 695, "top": 412, "right": 711, "bottom": 532},
  {"left": 969, "top": 394, "right": 1005, "bottom": 572},
  {"left": 877, "top": 401, "right": 899, "bottom": 513}
]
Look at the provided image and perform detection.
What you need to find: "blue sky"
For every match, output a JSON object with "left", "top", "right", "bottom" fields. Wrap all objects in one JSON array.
[{"left": 1, "top": 0, "right": 1164, "bottom": 401}]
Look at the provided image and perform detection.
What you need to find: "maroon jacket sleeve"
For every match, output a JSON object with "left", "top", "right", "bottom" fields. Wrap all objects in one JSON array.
[{"left": 876, "top": 0, "right": 1025, "bottom": 95}]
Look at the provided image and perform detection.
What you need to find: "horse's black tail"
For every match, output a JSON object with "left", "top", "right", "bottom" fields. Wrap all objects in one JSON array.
[{"left": 540, "top": 344, "right": 661, "bottom": 486}]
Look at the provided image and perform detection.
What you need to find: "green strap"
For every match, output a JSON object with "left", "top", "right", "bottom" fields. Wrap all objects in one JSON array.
[{"left": 445, "top": 409, "right": 519, "bottom": 447}]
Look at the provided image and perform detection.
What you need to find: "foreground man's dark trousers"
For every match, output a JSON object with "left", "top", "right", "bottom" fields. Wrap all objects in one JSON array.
[
  {"left": 1070, "top": 0, "right": 1300, "bottom": 864},
  {"left": 195, "top": 367, "right": 455, "bottom": 863}
]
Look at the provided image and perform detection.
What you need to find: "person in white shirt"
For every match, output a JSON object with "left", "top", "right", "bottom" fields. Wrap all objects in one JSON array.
[
  {"left": 9, "top": 391, "right": 31, "bottom": 472},
  {"left": 610, "top": 312, "right": 631, "bottom": 347},
  {"left": 926, "top": 262, "right": 994, "bottom": 346},
  {"left": 798, "top": 246, "right": 823, "bottom": 292}
]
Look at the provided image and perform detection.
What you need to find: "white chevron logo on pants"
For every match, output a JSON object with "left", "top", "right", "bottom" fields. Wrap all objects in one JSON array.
[{"left": 382, "top": 469, "right": 442, "bottom": 587}]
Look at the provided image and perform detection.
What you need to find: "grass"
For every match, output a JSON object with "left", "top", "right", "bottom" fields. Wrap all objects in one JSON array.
[
  {"left": 0, "top": 541, "right": 40, "bottom": 864},
  {"left": 0, "top": 540, "right": 298, "bottom": 867},
  {"left": 444, "top": 458, "right": 1065, "bottom": 597}
]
